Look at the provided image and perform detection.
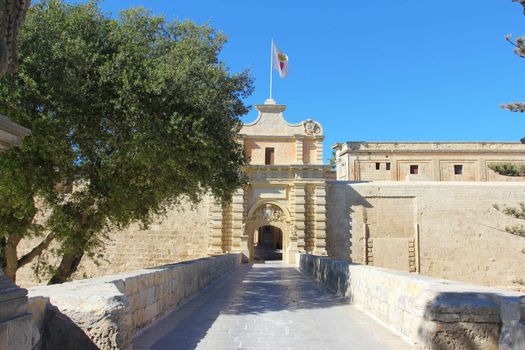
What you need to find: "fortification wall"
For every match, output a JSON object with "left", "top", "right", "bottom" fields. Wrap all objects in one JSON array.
[
  {"left": 15, "top": 181, "right": 525, "bottom": 292},
  {"left": 16, "top": 196, "right": 212, "bottom": 287},
  {"left": 326, "top": 181, "right": 525, "bottom": 290}
]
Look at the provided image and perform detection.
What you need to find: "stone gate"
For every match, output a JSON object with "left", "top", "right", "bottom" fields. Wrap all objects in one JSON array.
[{"left": 207, "top": 99, "right": 331, "bottom": 263}]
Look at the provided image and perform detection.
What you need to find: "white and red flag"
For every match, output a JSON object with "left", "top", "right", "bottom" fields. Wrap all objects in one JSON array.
[{"left": 272, "top": 41, "right": 289, "bottom": 78}]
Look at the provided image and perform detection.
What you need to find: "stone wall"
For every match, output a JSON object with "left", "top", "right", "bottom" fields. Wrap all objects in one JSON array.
[
  {"left": 27, "top": 254, "right": 242, "bottom": 350},
  {"left": 299, "top": 254, "right": 525, "bottom": 350},
  {"left": 16, "top": 197, "right": 211, "bottom": 287},
  {"left": 326, "top": 181, "right": 525, "bottom": 289}
]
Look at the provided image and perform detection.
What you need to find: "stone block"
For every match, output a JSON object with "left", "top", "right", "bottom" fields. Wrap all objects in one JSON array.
[
  {"left": 499, "top": 320, "right": 525, "bottom": 350},
  {"left": 0, "top": 297, "right": 28, "bottom": 320}
]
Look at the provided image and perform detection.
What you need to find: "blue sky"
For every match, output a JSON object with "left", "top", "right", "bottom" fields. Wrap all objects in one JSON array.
[{"left": 95, "top": 1, "right": 525, "bottom": 158}]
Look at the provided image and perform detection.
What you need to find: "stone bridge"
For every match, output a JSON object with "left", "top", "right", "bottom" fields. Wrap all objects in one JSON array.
[{"left": 12, "top": 254, "right": 525, "bottom": 349}]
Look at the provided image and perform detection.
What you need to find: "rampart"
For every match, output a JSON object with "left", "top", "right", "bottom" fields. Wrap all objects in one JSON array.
[
  {"left": 27, "top": 254, "right": 242, "bottom": 350},
  {"left": 16, "top": 197, "right": 212, "bottom": 287},
  {"left": 299, "top": 254, "right": 525, "bottom": 350},
  {"left": 326, "top": 181, "right": 525, "bottom": 289}
]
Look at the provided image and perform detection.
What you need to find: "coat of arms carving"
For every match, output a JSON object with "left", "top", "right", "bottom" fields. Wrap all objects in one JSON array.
[
  {"left": 303, "top": 119, "right": 321, "bottom": 135},
  {"left": 255, "top": 204, "right": 286, "bottom": 222}
]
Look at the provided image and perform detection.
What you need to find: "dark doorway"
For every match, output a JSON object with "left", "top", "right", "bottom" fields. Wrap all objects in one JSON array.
[{"left": 254, "top": 225, "right": 283, "bottom": 261}]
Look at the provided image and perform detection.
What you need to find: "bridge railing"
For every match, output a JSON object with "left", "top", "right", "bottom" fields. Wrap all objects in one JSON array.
[
  {"left": 298, "top": 254, "right": 525, "bottom": 350},
  {"left": 27, "top": 253, "right": 242, "bottom": 350}
]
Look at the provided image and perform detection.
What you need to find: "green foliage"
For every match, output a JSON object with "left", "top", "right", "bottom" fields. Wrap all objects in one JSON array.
[
  {"left": 513, "top": 278, "right": 525, "bottom": 286},
  {"left": 502, "top": 202, "right": 525, "bottom": 219},
  {"left": 488, "top": 163, "right": 525, "bottom": 176},
  {"left": 0, "top": 0, "right": 253, "bottom": 282},
  {"left": 501, "top": 101, "right": 525, "bottom": 112},
  {"left": 493, "top": 203, "right": 525, "bottom": 237},
  {"left": 501, "top": 1, "right": 525, "bottom": 112},
  {"left": 505, "top": 225, "right": 525, "bottom": 237},
  {"left": 328, "top": 151, "right": 337, "bottom": 170}
]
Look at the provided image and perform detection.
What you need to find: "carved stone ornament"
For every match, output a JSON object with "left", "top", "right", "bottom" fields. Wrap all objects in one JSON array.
[
  {"left": 254, "top": 204, "right": 286, "bottom": 222},
  {"left": 0, "top": 0, "right": 30, "bottom": 77},
  {"left": 303, "top": 119, "right": 321, "bottom": 135}
]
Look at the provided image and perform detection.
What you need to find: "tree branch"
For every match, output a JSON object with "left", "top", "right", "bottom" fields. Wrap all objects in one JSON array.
[{"left": 17, "top": 231, "right": 56, "bottom": 268}]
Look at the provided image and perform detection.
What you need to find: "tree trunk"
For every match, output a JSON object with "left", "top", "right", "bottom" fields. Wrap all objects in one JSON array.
[
  {"left": 3, "top": 236, "right": 22, "bottom": 282},
  {"left": 48, "top": 205, "right": 95, "bottom": 284},
  {"left": 0, "top": 237, "right": 6, "bottom": 272},
  {"left": 48, "top": 251, "right": 85, "bottom": 285}
]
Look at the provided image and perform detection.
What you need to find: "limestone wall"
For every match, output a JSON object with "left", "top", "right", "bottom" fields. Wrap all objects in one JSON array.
[
  {"left": 28, "top": 254, "right": 242, "bottom": 350},
  {"left": 326, "top": 181, "right": 525, "bottom": 289},
  {"left": 299, "top": 254, "right": 525, "bottom": 350},
  {"left": 16, "top": 197, "right": 211, "bottom": 288}
]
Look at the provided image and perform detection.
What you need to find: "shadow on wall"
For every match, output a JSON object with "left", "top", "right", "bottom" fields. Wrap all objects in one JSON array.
[
  {"left": 40, "top": 305, "right": 99, "bottom": 350},
  {"left": 417, "top": 292, "right": 501, "bottom": 350},
  {"left": 326, "top": 181, "right": 372, "bottom": 261},
  {"left": 299, "top": 254, "right": 525, "bottom": 350}
]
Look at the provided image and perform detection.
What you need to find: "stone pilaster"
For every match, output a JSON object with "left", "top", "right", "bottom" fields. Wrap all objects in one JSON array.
[
  {"left": 315, "top": 139, "right": 323, "bottom": 164},
  {"left": 231, "top": 188, "right": 244, "bottom": 252},
  {"left": 432, "top": 158, "right": 440, "bottom": 181},
  {"left": 208, "top": 200, "right": 224, "bottom": 255},
  {"left": 293, "top": 184, "right": 306, "bottom": 252},
  {"left": 221, "top": 203, "right": 233, "bottom": 252},
  {"left": 304, "top": 185, "right": 315, "bottom": 253},
  {"left": 313, "top": 185, "right": 327, "bottom": 255},
  {"left": 296, "top": 138, "right": 303, "bottom": 164}
]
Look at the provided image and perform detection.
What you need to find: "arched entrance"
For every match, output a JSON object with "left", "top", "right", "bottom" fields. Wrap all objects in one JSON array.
[
  {"left": 254, "top": 225, "right": 283, "bottom": 261},
  {"left": 243, "top": 202, "right": 296, "bottom": 263}
]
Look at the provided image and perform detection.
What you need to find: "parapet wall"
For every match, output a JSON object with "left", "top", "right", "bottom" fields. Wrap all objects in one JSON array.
[
  {"left": 299, "top": 254, "right": 525, "bottom": 350},
  {"left": 27, "top": 254, "right": 242, "bottom": 350}
]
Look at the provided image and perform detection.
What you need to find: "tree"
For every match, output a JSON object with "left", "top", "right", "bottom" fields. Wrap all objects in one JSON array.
[
  {"left": 487, "top": 1, "right": 525, "bottom": 249},
  {"left": 0, "top": 0, "right": 30, "bottom": 76},
  {"left": 0, "top": 0, "right": 253, "bottom": 283},
  {"left": 501, "top": 0, "right": 525, "bottom": 112}
]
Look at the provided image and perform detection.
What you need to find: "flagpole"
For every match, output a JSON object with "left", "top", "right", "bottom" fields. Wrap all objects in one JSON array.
[{"left": 269, "top": 38, "right": 273, "bottom": 100}]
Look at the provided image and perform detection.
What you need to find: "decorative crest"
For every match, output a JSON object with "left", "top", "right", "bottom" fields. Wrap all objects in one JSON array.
[
  {"left": 303, "top": 119, "right": 321, "bottom": 135},
  {"left": 254, "top": 204, "right": 286, "bottom": 222}
]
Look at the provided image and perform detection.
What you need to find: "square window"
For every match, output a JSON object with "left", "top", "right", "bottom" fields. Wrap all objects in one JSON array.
[
  {"left": 265, "top": 148, "right": 274, "bottom": 165},
  {"left": 410, "top": 165, "right": 419, "bottom": 175},
  {"left": 375, "top": 162, "right": 380, "bottom": 170},
  {"left": 454, "top": 164, "right": 463, "bottom": 175},
  {"left": 386, "top": 162, "right": 391, "bottom": 171}
]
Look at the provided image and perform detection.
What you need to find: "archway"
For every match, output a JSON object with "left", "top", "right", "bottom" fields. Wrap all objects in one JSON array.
[
  {"left": 254, "top": 225, "right": 283, "bottom": 261},
  {"left": 243, "top": 202, "right": 295, "bottom": 263}
]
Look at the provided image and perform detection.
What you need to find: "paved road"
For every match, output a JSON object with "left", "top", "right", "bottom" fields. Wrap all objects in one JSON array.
[{"left": 133, "top": 262, "right": 412, "bottom": 350}]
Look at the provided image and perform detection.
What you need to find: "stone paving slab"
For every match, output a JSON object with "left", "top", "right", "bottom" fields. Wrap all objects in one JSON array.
[{"left": 133, "top": 262, "right": 413, "bottom": 350}]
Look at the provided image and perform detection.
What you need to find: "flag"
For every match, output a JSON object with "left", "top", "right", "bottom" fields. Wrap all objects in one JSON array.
[{"left": 272, "top": 41, "right": 289, "bottom": 78}]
